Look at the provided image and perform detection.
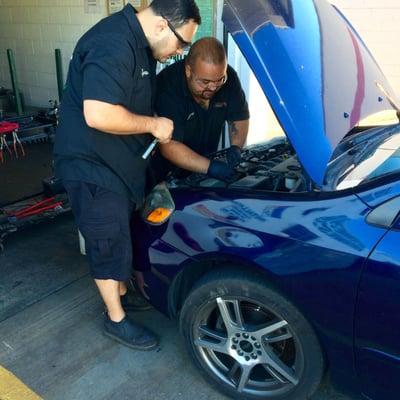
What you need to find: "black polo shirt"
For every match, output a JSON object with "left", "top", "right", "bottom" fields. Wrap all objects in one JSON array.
[
  {"left": 54, "top": 4, "right": 156, "bottom": 205},
  {"left": 156, "top": 60, "right": 249, "bottom": 156}
]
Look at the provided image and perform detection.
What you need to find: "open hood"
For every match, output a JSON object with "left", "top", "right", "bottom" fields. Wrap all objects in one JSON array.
[{"left": 222, "top": 0, "right": 400, "bottom": 185}]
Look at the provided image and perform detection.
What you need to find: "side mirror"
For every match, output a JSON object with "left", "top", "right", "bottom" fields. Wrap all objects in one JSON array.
[
  {"left": 141, "top": 182, "right": 175, "bottom": 225},
  {"left": 366, "top": 196, "right": 400, "bottom": 229}
]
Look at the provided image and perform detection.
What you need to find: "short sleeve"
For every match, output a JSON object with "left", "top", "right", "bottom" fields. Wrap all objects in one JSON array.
[
  {"left": 156, "top": 71, "right": 186, "bottom": 142},
  {"left": 226, "top": 66, "right": 250, "bottom": 122},
  {"left": 81, "top": 35, "right": 134, "bottom": 106}
]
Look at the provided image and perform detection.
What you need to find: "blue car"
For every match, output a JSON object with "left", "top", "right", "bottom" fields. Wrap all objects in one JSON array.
[{"left": 135, "top": 1, "right": 400, "bottom": 399}]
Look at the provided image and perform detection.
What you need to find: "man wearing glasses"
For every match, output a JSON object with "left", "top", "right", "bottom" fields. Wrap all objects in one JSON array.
[
  {"left": 54, "top": 0, "right": 201, "bottom": 350},
  {"left": 153, "top": 37, "right": 250, "bottom": 182}
]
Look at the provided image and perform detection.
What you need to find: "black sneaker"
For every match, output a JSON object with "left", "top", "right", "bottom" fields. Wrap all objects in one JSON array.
[{"left": 104, "top": 316, "right": 158, "bottom": 350}]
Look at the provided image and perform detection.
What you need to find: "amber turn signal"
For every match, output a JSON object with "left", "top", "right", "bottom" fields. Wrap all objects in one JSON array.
[{"left": 146, "top": 207, "right": 173, "bottom": 224}]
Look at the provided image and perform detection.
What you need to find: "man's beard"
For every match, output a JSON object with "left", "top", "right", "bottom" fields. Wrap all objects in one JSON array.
[
  {"left": 201, "top": 89, "right": 216, "bottom": 99},
  {"left": 149, "top": 37, "right": 170, "bottom": 62}
]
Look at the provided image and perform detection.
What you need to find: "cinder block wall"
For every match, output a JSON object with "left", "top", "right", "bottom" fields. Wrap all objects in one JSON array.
[
  {"left": 331, "top": 0, "right": 400, "bottom": 95},
  {"left": 0, "top": 0, "right": 108, "bottom": 107},
  {"left": 0, "top": 0, "right": 214, "bottom": 108},
  {"left": 0, "top": 0, "right": 106, "bottom": 106}
]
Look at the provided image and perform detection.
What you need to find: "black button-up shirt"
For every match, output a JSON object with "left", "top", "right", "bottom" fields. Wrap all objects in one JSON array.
[
  {"left": 153, "top": 60, "right": 249, "bottom": 178},
  {"left": 156, "top": 60, "right": 249, "bottom": 152},
  {"left": 54, "top": 4, "right": 156, "bottom": 205}
]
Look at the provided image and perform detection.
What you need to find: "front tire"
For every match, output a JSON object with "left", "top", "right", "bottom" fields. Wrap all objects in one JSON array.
[{"left": 180, "top": 270, "right": 324, "bottom": 400}]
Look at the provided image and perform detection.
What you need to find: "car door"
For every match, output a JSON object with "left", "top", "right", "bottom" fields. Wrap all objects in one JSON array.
[{"left": 355, "top": 195, "right": 400, "bottom": 400}]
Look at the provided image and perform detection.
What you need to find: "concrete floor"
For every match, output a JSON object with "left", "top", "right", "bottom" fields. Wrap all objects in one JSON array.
[{"left": 0, "top": 214, "right": 354, "bottom": 400}]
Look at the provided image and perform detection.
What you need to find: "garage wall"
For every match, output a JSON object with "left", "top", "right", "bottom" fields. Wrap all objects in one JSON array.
[
  {"left": 331, "top": 0, "right": 400, "bottom": 95},
  {"left": 195, "top": 0, "right": 214, "bottom": 39},
  {"left": 0, "top": 0, "right": 215, "bottom": 109},
  {"left": 1, "top": 1, "right": 398, "bottom": 109},
  {"left": 0, "top": 0, "right": 107, "bottom": 108}
]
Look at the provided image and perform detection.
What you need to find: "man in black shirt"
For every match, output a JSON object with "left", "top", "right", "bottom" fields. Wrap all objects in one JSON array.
[
  {"left": 54, "top": 0, "right": 201, "bottom": 350},
  {"left": 154, "top": 37, "right": 250, "bottom": 181}
]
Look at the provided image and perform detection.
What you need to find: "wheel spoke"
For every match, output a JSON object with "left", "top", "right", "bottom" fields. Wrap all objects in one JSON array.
[
  {"left": 264, "top": 331, "right": 292, "bottom": 344},
  {"left": 262, "top": 364, "right": 286, "bottom": 383},
  {"left": 216, "top": 297, "right": 244, "bottom": 331},
  {"left": 199, "top": 325, "right": 227, "bottom": 341},
  {"left": 227, "top": 361, "right": 241, "bottom": 383},
  {"left": 194, "top": 337, "right": 228, "bottom": 354},
  {"left": 237, "top": 364, "right": 253, "bottom": 392},
  {"left": 253, "top": 320, "right": 288, "bottom": 338},
  {"left": 232, "top": 299, "right": 244, "bottom": 329},
  {"left": 263, "top": 349, "right": 299, "bottom": 385}
]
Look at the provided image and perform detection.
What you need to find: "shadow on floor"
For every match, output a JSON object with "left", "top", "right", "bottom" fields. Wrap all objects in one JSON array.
[{"left": 0, "top": 216, "right": 351, "bottom": 400}]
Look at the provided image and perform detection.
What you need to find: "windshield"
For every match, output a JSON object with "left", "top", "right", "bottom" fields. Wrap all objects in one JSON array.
[{"left": 336, "top": 132, "right": 400, "bottom": 190}]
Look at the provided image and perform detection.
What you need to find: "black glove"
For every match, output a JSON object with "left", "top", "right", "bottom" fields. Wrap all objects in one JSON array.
[
  {"left": 207, "top": 159, "right": 235, "bottom": 181},
  {"left": 226, "top": 145, "right": 242, "bottom": 167}
]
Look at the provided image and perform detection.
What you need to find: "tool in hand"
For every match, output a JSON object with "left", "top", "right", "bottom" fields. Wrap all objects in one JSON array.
[{"left": 142, "top": 138, "right": 158, "bottom": 159}]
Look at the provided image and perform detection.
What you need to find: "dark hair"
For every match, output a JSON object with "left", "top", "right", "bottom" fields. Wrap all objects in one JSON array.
[
  {"left": 149, "top": 0, "right": 201, "bottom": 28},
  {"left": 186, "top": 37, "right": 226, "bottom": 67}
]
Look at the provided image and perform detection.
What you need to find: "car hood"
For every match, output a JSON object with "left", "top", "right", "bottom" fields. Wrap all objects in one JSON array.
[{"left": 222, "top": 0, "right": 400, "bottom": 185}]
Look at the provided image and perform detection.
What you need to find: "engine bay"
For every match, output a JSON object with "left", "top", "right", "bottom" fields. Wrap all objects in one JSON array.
[{"left": 168, "top": 138, "right": 312, "bottom": 193}]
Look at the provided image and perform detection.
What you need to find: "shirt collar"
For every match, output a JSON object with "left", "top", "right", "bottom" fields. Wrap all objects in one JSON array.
[{"left": 123, "top": 4, "right": 149, "bottom": 49}]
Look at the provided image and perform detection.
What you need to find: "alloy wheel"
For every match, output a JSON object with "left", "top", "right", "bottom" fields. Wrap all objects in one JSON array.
[{"left": 192, "top": 296, "right": 304, "bottom": 397}]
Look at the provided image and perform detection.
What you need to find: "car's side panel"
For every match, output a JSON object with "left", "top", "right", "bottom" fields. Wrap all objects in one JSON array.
[
  {"left": 131, "top": 215, "right": 198, "bottom": 314},
  {"left": 355, "top": 227, "right": 400, "bottom": 400},
  {"left": 357, "top": 181, "right": 400, "bottom": 208},
  {"left": 140, "top": 188, "right": 389, "bottom": 394}
]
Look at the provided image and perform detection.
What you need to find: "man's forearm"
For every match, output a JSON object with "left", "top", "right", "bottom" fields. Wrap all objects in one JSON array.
[
  {"left": 228, "top": 119, "right": 249, "bottom": 148},
  {"left": 84, "top": 100, "right": 156, "bottom": 135},
  {"left": 160, "top": 140, "right": 210, "bottom": 173}
]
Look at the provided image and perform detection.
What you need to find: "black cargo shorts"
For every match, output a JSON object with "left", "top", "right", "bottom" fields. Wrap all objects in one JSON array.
[{"left": 64, "top": 181, "right": 135, "bottom": 281}]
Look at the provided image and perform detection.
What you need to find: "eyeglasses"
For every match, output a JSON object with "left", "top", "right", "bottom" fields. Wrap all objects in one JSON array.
[
  {"left": 162, "top": 15, "right": 192, "bottom": 50},
  {"left": 193, "top": 72, "right": 228, "bottom": 89}
]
